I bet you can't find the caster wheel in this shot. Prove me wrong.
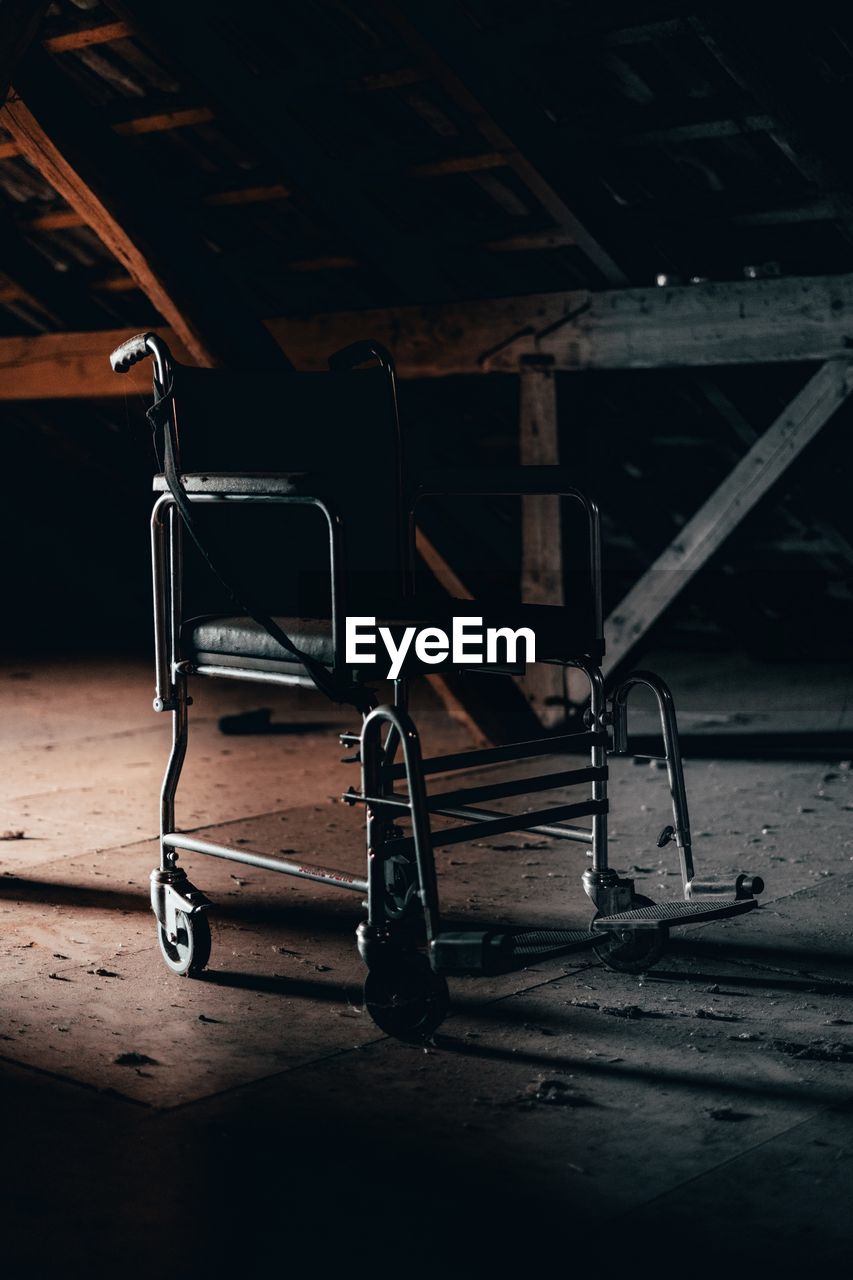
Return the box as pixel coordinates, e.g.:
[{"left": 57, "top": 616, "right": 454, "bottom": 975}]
[
  {"left": 158, "top": 909, "right": 212, "bottom": 976},
  {"left": 591, "top": 895, "right": 668, "bottom": 974},
  {"left": 364, "top": 952, "right": 449, "bottom": 1042}
]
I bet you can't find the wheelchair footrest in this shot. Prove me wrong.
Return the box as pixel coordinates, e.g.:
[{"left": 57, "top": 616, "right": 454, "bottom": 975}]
[
  {"left": 431, "top": 926, "right": 600, "bottom": 976},
  {"left": 593, "top": 896, "right": 758, "bottom": 931}
]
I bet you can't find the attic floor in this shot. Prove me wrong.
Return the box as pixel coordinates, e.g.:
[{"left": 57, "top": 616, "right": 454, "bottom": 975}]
[{"left": 1, "top": 652, "right": 852, "bottom": 1277}]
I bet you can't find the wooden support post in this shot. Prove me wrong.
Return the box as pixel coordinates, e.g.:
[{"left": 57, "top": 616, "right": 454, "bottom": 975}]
[
  {"left": 603, "top": 360, "right": 853, "bottom": 677},
  {"left": 517, "top": 359, "right": 568, "bottom": 725}
]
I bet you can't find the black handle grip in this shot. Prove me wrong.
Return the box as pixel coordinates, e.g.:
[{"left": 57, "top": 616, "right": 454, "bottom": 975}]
[
  {"left": 328, "top": 339, "right": 394, "bottom": 373},
  {"left": 110, "top": 332, "right": 155, "bottom": 374}
]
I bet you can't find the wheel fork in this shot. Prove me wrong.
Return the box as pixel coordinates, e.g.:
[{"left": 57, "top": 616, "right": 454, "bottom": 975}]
[{"left": 150, "top": 866, "right": 211, "bottom": 944}]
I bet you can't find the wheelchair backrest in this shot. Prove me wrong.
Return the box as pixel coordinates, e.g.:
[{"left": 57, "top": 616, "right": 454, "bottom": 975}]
[{"left": 167, "top": 362, "right": 405, "bottom": 618}]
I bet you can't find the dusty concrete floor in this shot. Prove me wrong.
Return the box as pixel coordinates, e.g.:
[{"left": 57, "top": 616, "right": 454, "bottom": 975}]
[{"left": 1, "top": 652, "right": 853, "bottom": 1277}]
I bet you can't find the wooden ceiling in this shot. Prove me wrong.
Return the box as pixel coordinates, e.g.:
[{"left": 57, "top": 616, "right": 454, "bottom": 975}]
[
  {"left": 1, "top": 1, "right": 851, "bottom": 686},
  {"left": 4, "top": 1, "right": 853, "bottom": 349}
]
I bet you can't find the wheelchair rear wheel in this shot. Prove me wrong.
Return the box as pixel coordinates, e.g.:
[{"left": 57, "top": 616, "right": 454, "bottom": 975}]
[
  {"left": 158, "top": 909, "right": 212, "bottom": 977},
  {"left": 591, "top": 895, "right": 668, "bottom": 974},
  {"left": 364, "top": 952, "right": 449, "bottom": 1042}
]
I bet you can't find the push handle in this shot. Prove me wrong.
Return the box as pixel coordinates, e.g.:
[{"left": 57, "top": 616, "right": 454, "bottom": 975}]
[
  {"left": 328, "top": 338, "right": 395, "bottom": 373},
  {"left": 110, "top": 331, "right": 155, "bottom": 373}
]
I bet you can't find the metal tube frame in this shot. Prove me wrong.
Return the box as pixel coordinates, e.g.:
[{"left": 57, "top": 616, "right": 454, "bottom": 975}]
[
  {"left": 152, "top": 487, "right": 347, "bottom": 877},
  {"left": 360, "top": 703, "right": 441, "bottom": 944},
  {"left": 610, "top": 670, "right": 694, "bottom": 893}
]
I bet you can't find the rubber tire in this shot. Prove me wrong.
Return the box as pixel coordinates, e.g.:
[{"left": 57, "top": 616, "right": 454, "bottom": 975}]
[
  {"left": 591, "top": 894, "right": 668, "bottom": 974},
  {"left": 364, "top": 952, "right": 449, "bottom": 1042},
  {"left": 158, "top": 909, "right": 212, "bottom": 977}
]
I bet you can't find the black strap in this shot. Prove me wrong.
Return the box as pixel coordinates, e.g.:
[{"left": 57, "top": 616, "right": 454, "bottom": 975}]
[{"left": 147, "top": 378, "right": 375, "bottom": 713}]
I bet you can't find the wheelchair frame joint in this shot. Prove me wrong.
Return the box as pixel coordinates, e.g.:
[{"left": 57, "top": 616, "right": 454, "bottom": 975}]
[
  {"left": 583, "top": 868, "right": 636, "bottom": 915},
  {"left": 150, "top": 867, "right": 211, "bottom": 943}
]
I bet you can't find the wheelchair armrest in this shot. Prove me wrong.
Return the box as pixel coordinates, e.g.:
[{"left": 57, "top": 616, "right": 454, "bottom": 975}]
[
  {"left": 152, "top": 472, "right": 313, "bottom": 496},
  {"left": 410, "top": 466, "right": 603, "bottom": 643},
  {"left": 327, "top": 339, "right": 395, "bottom": 374}
]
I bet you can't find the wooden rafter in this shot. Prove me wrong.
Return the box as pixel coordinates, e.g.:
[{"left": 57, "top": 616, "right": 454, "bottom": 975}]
[
  {"left": 24, "top": 183, "right": 292, "bottom": 232},
  {"left": 602, "top": 361, "right": 853, "bottom": 677},
  {"left": 0, "top": 104, "right": 215, "bottom": 158},
  {"left": 2, "top": 45, "right": 288, "bottom": 370},
  {"left": 43, "top": 20, "right": 134, "bottom": 53}
]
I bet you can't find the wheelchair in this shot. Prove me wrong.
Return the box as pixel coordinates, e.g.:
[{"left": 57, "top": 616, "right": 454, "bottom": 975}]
[{"left": 111, "top": 331, "right": 765, "bottom": 1042}]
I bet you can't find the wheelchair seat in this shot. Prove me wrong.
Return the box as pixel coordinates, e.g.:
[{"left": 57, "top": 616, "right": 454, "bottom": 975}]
[{"left": 184, "top": 598, "right": 603, "bottom": 680}]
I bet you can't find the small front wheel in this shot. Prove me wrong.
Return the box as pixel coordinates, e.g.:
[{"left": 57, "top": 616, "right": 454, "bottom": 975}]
[
  {"left": 364, "top": 952, "right": 449, "bottom": 1042},
  {"left": 158, "top": 909, "right": 212, "bottom": 976},
  {"left": 591, "top": 894, "right": 668, "bottom": 974}
]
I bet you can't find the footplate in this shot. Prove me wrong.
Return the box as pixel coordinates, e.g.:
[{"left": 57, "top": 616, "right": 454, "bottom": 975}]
[{"left": 593, "top": 896, "right": 758, "bottom": 932}]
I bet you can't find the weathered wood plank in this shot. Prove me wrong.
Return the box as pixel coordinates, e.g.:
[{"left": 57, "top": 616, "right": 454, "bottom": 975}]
[
  {"left": 6, "top": 273, "right": 853, "bottom": 398},
  {"left": 3, "top": 47, "right": 288, "bottom": 370},
  {"left": 603, "top": 360, "right": 853, "bottom": 676},
  {"left": 0, "top": 104, "right": 215, "bottom": 159},
  {"left": 43, "top": 20, "right": 133, "bottom": 52}
]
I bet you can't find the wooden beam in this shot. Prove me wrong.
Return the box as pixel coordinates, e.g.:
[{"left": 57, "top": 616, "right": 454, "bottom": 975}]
[
  {"left": 2, "top": 46, "right": 288, "bottom": 370},
  {"left": 412, "top": 529, "right": 542, "bottom": 745},
  {"left": 7, "top": 272, "right": 853, "bottom": 398},
  {"left": 621, "top": 114, "right": 775, "bottom": 147},
  {"left": 345, "top": 66, "right": 428, "bottom": 93},
  {"left": 95, "top": 252, "right": 361, "bottom": 290},
  {"left": 25, "top": 183, "right": 292, "bottom": 232},
  {"left": 415, "top": 529, "right": 471, "bottom": 599},
  {"left": 483, "top": 229, "right": 575, "bottom": 253},
  {"left": 112, "top": 106, "right": 214, "bottom": 136},
  {"left": 0, "top": 1, "right": 49, "bottom": 104},
  {"left": 602, "top": 360, "right": 853, "bottom": 677},
  {"left": 695, "top": 375, "right": 853, "bottom": 574},
  {"left": 43, "top": 21, "right": 134, "bottom": 52},
  {"left": 411, "top": 151, "right": 507, "bottom": 178},
  {"left": 517, "top": 359, "right": 566, "bottom": 727},
  {"left": 0, "top": 104, "right": 215, "bottom": 159}
]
